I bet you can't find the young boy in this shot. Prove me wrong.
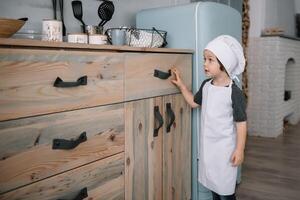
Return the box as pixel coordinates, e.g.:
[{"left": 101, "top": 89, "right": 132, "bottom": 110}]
[{"left": 171, "top": 35, "right": 247, "bottom": 200}]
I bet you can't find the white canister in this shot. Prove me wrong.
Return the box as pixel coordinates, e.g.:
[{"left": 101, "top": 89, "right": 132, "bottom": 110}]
[
  {"left": 67, "top": 33, "right": 88, "bottom": 44},
  {"left": 42, "top": 19, "right": 62, "bottom": 42},
  {"left": 89, "top": 34, "right": 107, "bottom": 45}
]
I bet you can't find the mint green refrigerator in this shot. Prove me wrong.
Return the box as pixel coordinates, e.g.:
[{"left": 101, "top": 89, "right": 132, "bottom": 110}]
[{"left": 136, "top": 2, "right": 242, "bottom": 199}]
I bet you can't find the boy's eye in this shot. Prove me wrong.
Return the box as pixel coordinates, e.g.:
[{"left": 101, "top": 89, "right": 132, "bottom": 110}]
[{"left": 204, "top": 57, "right": 214, "bottom": 62}]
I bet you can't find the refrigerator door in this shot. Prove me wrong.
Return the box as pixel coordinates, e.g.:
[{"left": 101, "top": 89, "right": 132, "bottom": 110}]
[
  {"left": 137, "top": 2, "right": 242, "bottom": 200},
  {"left": 137, "top": 3, "right": 198, "bottom": 49}
]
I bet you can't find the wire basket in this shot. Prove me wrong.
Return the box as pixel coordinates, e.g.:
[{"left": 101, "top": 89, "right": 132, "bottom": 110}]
[{"left": 106, "top": 27, "right": 167, "bottom": 48}]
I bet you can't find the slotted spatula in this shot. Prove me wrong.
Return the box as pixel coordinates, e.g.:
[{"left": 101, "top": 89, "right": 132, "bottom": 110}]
[
  {"left": 98, "top": 0, "right": 114, "bottom": 27},
  {"left": 72, "top": 0, "right": 86, "bottom": 33}
]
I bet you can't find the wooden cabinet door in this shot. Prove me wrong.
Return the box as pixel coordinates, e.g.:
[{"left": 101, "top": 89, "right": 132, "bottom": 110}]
[
  {"left": 125, "top": 94, "right": 191, "bottom": 200},
  {"left": 162, "top": 94, "right": 191, "bottom": 200},
  {"left": 125, "top": 97, "right": 163, "bottom": 200}
]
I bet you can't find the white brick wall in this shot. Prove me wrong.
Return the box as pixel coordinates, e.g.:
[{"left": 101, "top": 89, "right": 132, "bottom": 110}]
[{"left": 247, "top": 37, "right": 300, "bottom": 137}]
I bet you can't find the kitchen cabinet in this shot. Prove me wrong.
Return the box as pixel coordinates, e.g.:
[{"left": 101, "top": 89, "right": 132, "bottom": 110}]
[
  {"left": 125, "top": 94, "right": 191, "bottom": 200},
  {"left": 0, "top": 38, "right": 192, "bottom": 200}
]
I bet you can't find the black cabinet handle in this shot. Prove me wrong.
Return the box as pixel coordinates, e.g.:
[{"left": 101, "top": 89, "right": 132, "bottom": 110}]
[
  {"left": 53, "top": 76, "right": 87, "bottom": 88},
  {"left": 154, "top": 106, "right": 164, "bottom": 137},
  {"left": 72, "top": 187, "right": 88, "bottom": 200},
  {"left": 166, "top": 103, "right": 175, "bottom": 133},
  {"left": 57, "top": 187, "right": 88, "bottom": 200},
  {"left": 52, "top": 132, "right": 87, "bottom": 150},
  {"left": 153, "top": 69, "right": 171, "bottom": 79}
]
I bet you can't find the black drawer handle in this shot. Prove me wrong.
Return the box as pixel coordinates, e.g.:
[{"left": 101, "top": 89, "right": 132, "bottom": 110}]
[
  {"left": 52, "top": 132, "right": 87, "bottom": 150},
  {"left": 57, "top": 187, "right": 88, "bottom": 200},
  {"left": 53, "top": 76, "right": 87, "bottom": 88},
  {"left": 72, "top": 187, "right": 88, "bottom": 200},
  {"left": 154, "top": 106, "right": 164, "bottom": 137},
  {"left": 166, "top": 103, "right": 175, "bottom": 133},
  {"left": 153, "top": 69, "right": 171, "bottom": 79}
]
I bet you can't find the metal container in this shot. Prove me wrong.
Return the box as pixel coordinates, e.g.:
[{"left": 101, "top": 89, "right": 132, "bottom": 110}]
[{"left": 82, "top": 25, "right": 103, "bottom": 35}]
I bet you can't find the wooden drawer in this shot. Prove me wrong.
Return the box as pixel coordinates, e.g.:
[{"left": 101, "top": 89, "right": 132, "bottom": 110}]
[
  {"left": 0, "top": 48, "right": 124, "bottom": 121},
  {"left": 0, "top": 153, "right": 124, "bottom": 200},
  {"left": 0, "top": 103, "right": 124, "bottom": 193},
  {"left": 124, "top": 53, "right": 192, "bottom": 101}
]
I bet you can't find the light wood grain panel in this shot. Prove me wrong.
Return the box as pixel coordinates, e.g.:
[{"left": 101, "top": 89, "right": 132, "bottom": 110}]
[
  {"left": 87, "top": 174, "right": 124, "bottom": 200},
  {"left": 0, "top": 48, "right": 124, "bottom": 121},
  {"left": 124, "top": 53, "right": 192, "bottom": 101},
  {"left": 162, "top": 94, "right": 191, "bottom": 200},
  {"left": 125, "top": 97, "right": 163, "bottom": 200},
  {"left": 0, "top": 103, "right": 124, "bottom": 193},
  {"left": 0, "top": 153, "right": 124, "bottom": 200}
]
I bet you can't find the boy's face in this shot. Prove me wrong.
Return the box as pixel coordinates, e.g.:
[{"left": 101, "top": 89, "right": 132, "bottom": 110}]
[{"left": 203, "top": 50, "right": 224, "bottom": 78}]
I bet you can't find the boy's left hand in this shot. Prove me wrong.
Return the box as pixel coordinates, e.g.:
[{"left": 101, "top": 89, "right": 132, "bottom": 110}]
[{"left": 231, "top": 149, "right": 244, "bottom": 166}]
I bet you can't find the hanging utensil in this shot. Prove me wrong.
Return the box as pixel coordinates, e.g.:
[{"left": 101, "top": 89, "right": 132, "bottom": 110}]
[
  {"left": 101, "top": 1, "right": 114, "bottom": 26},
  {"left": 97, "top": 0, "right": 114, "bottom": 27},
  {"left": 97, "top": 3, "right": 108, "bottom": 27},
  {"left": 72, "top": 0, "right": 86, "bottom": 33},
  {"left": 52, "top": 0, "right": 57, "bottom": 20},
  {"left": 59, "top": 0, "right": 66, "bottom": 36}
]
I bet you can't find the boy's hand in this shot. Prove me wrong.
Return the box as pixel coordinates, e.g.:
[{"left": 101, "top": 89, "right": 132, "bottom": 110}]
[
  {"left": 231, "top": 149, "right": 244, "bottom": 166},
  {"left": 170, "top": 67, "right": 184, "bottom": 89}
]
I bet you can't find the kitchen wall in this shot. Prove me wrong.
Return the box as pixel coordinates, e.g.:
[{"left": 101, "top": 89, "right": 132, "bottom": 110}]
[
  {"left": 249, "top": 0, "right": 297, "bottom": 37},
  {"left": 2, "top": 0, "right": 298, "bottom": 38},
  {"left": 0, "top": 0, "right": 190, "bottom": 34},
  {"left": 265, "top": 0, "right": 295, "bottom": 36},
  {"left": 296, "top": 0, "right": 300, "bottom": 13}
]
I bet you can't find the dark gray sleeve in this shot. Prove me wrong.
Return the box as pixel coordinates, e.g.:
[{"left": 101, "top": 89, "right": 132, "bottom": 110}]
[
  {"left": 194, "top": 78, "right": 211, "bottom": 106},
  {"left": 232, "top": 84, "right": 247, "bottom": 122}
]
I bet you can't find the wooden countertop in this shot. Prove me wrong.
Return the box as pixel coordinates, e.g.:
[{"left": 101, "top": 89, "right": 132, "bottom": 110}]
[{"left": 0, "top": 38, "right": 194, "bottom": 54}]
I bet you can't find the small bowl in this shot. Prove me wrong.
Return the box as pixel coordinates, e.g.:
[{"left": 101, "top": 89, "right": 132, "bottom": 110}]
[
  {"left": 12, "top": 30, "right": 43, "bottom": 40},
  {"left": 0, "top": 18, "right": 26, "bottom": 38}
]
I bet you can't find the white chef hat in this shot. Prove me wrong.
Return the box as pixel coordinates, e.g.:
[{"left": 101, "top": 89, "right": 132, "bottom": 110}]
[{"left": 204, "top": 35, "right": 245, "bottom": 80}]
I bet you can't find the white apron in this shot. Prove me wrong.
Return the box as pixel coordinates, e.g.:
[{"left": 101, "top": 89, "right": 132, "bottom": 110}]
[{"left": 198, "top": 80, "right": 237, "bottom": 195}]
